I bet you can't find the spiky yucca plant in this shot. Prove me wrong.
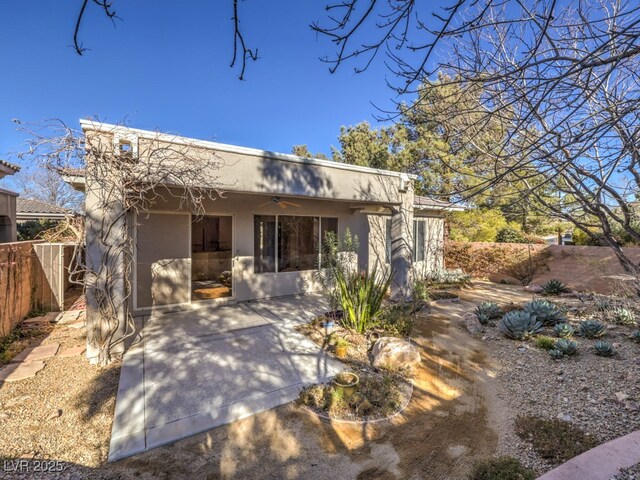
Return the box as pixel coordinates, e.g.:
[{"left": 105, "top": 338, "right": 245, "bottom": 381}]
[
  {"left": 541, "top": 279, "right": 570, "bottom": 296},
  {"left": 499, "top": 311, "right": 544, "bottom": 340},
  {"left": 474, "top": 302, "right": 503, "bottom": 324},
  {"left": 524, "top": 300, "right": 567, "bottom": 326},
  {"left": 334, "top": 264, "right": 392, "bottom": 334},
  {"left": 555, "top": 339, "right": 578, "bottom": 356},
  {"left": 578, "top": 319, "right": 606, "bottom": 338},
  {"left": 554, "top": 323, "right": 575, "bottom": 338},
  {"left": 594, "top": 341, "right": 614, "bottom": 357},
  {"left": 612, "top": 307, "right": 636, "bottom": 326}
]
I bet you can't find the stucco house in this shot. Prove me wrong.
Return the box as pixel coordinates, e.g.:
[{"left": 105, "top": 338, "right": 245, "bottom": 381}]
[
  {"left": 0, "top": 160, "right": 20, "bottom": 243},
  {"left": 66, "top": 121, "right": 460, "bottom": 361}
]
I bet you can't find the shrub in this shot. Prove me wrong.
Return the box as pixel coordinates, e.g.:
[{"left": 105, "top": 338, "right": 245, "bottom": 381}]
[
  {"left": 515, "top": 416, "right": 597, "bottom": 463},
  {"left": 554, "top": 323, "right": 575, "bottom": 338},
  {"left": 412, "top": 279, "right": 430, "bottom": 301},
  {"left": 578, "top": 320, "right": 606, "bottom": 338},
  {"left": 496, "top": 226, "right": 526, "bottom": 243},
  {"left": 499, "top": 311, "right": 544, "bottom": 340},
  {"left": 535, "top": 335, "right": 557, "bottom": 350},
  {"left": 377, "top": 304, "right": 415, "bottom": 337},
  {"left": 468, "top": 456, "right": 535, "bottom": 480},
  {"left": 612, "top": 307, "right": 636, "bottom": 326},
  {"left": 424, "top": 268, "right": 471, "bottom": 285},
  {"left": 504, "top": 247, "right": 550, "bottom": 286},
  {"left": 524, "top": 300, "right": 567, "bottom": 326},
  {"left": 475, "top": 302, "right": 504, "bottom": 324},
  {"left": 594, "top": 341, "right": 614, "bottom": 357},
  {"left": 555, "top": 339, "right": 578, "bottom": 356},
  {"left": 541, "top": 279, "right": 570, "bottom": 295}
]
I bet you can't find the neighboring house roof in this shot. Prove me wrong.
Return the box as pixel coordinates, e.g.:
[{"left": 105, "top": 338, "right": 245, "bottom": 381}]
[
  {"left": 16, "top": 198, "right": 69, "bottom": 221},
  {"left": 414, "top": 195, "right": 464, "bottom": 212},
  {"left": 0, "top": 159, "right": 20, "bottom": 179}
]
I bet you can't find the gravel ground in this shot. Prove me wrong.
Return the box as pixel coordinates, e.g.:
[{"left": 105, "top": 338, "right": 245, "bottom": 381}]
[
  {"left": 0, "top": 316, "right": 121, "bottom": 478},
  {"left": 481, "top": 296, "right": 640, "bottom": 473},
  {"left": 612, "top": 463, "right": 640, "bottom": 480}
]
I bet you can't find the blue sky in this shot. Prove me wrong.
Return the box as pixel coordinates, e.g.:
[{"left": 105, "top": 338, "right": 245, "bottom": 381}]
[{"left": 0, "top": 0, "right": 404, "bottom": 180}]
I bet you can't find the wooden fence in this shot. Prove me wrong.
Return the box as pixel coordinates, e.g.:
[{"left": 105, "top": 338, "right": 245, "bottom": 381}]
[{"left": 0, "top": 241, "right": 80, "bottom": 336}]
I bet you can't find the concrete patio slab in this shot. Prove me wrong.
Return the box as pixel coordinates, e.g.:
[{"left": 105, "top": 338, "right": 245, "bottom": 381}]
[
  {"left": 0, "top": 361, "right": 46, "bottom": 382},
  {"left": 108, "top": 294, "right": 342, "bottom": 462},
  {"left": 10, "top": 343, "right": 59, "bottom": 363}
]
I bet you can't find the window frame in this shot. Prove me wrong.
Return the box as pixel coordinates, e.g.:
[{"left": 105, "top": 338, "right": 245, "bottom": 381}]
[{"left": 253, "top": 214, "right": 339, "bottom": 274}]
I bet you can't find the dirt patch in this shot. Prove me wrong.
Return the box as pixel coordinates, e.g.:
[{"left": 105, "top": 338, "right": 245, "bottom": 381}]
[{"left": 0, "top": 317, "right": 120, "bottom": 475}]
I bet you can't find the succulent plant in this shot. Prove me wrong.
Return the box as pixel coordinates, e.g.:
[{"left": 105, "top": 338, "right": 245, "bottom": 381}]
[
  {"left": 549, "top": 349, "right": 565, "bottom": 360},
  {"left": 632, "top": 330, "right": 640, "bottom": 343},
  {"left": 541, "top": 279, "right": 570, "bottom": 296},
  {"left": 578, "top": 319, "right": 606, "bottom": 338},
  {"left": 524, "top": 300, "right": 567, "bottom": 326},
  {"left": 594, "top": 340, "right": 614, "bottom": 357},
  {"left": 474, "top": 302, "right": 504, "bottom": 324},
  {"left": 499, "top": 311, "right": 544, "bottom": 340},
  {"left": 554, "top": 322, "right": 575, "bottom": 338},
  {"left": 555, "top": 339, "right": 578, "bottom": 356},
  {"left": 612, "top": 307, "right": 636, "bottom": 326}
]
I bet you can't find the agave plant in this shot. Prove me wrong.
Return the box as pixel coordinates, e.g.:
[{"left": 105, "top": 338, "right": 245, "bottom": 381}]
[
  {"left": 612, "top": 307, "right": 636, "bottom": 326},
  {"left": 594, "top": 341, "right": 614, "bottom": 357},
  {"left": 499, "top": 311, "right": 544, "bottom": 340},
  {"left": 554, "top": 322, "right": 575, "bottom": 338},
  {"left": 549, "top": 349, "right": 565, "bottom": 360},
  {"left": 541, "top": 279, "right": 570, "bottom": 296},
  {"left": 474, "top": 302, "right": 504, "bottom": 324},
  {"left": 524, "top": 300, "right": 567, "bottom": 326},
  {"left": 632, "top": 330, "right": 640, "bottom": 343},
  {"left": 578, "top": 319, "right": 606, "bottom": 338},
  {"left": 555, "top": 339, "right": 578, "bottom": 356}
]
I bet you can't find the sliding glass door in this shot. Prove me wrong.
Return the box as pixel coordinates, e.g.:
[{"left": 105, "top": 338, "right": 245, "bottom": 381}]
[{"left": 191, "top": 215, "right": 233, "bottom": 301}]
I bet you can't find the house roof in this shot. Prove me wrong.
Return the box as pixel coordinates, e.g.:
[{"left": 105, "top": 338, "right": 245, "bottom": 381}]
[
  {"left": 16, "top": 198, "right": 69, "bottom": 219},
  {"left": 0, "top": 159, "right": 20, "bottom": 179},
  {"left": 79, "top": 120, "right": 419, "bottom": 181}
]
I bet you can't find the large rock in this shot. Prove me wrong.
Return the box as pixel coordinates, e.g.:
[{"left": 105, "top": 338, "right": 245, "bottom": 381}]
[
  {"left": 371, "top": 337, "right": 421, "bottom": 370},
  {"left": 464, "top": 312, "right": 483, "bottom": 335}
]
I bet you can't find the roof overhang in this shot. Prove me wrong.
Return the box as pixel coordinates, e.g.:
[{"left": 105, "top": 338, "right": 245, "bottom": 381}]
[{"left": 79, "top": 119, "right": 420, "bottom": 182}]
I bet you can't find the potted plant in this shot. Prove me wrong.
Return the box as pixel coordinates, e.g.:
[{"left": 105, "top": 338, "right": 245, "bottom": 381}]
[
  {"left": 334, "top": 337, "right": 350, "bottom": 359},
  {"left": 332, "top": 372, "right": 359, "bottom": 399}
]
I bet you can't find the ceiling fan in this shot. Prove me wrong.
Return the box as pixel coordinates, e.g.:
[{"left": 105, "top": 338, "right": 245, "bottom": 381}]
[{"left": 258, "top": 196, "right": 301, "bottom": 209}]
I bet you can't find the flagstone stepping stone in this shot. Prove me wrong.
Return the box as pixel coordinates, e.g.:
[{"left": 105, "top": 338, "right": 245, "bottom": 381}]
[
  {"left": 59, "top": 346, "right": 85, "bottom": 357},
  {"left": 10, "top": 344, "right": 59, "bottom": 363},
  {"left": 0, "top": 361, "right": 46, "bottom": 382}
]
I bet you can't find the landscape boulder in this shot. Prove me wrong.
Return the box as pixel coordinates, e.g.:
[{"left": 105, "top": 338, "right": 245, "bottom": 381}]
[
  {"left": 371, "top": 337, "right": 421, "bottom": 370},
  {"left": 463, "top": 312, "right": 483, "bottom": 335}
]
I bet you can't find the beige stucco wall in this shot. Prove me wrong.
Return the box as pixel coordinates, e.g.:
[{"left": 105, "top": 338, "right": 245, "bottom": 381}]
[
  {"left": 131, "top": 192, "right": 447, "bottom": 312},
  {"left": 131, "top": 192, "right": 376, "bottom": 312}
]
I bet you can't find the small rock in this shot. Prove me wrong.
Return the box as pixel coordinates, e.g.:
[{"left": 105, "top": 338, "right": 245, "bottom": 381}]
[
  {"left": 525, "top": 285, "right": 544, "bottom": 293},
  {"left": 615, "top": 392, "right": 630, "bottom": 403},
  {"left": 46, "top": 409, "right": 62, "bottom": 420},
  {"left": 625, "top": 400, "right": 639, "bottom": 411},
  {"left": 557, "top": 413, "right": 572, "bottom": 422},
  {"left": 463, "top": 313, "right": 482, "bottom": 335}
]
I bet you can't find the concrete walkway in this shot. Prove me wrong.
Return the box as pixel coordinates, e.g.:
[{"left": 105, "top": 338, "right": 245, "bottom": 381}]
[
  {"left": 537, "top": 430, "right": 640, "bottom": 480},
  {"left": 108, "top": 295, "right": 343, "bottom": 462}
]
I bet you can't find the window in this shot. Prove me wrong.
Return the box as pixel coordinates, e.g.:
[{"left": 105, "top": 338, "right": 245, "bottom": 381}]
[
  {"left": 413, "top": 219, "right": 426, "bottom": 262},
  {"left": 254, "top": 215, "right": 338, "bottom": 273},
  {"left": 254, "top": 215, "right": 276, "bottom": 273},
  {"left": 385, "top": 219, "right": 392, "bottom": 264}
]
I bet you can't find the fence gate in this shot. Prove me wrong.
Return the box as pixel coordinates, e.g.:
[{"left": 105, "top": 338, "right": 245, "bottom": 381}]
[{"left": 33, "top": 243, "right": 79, "bottom": 312}]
